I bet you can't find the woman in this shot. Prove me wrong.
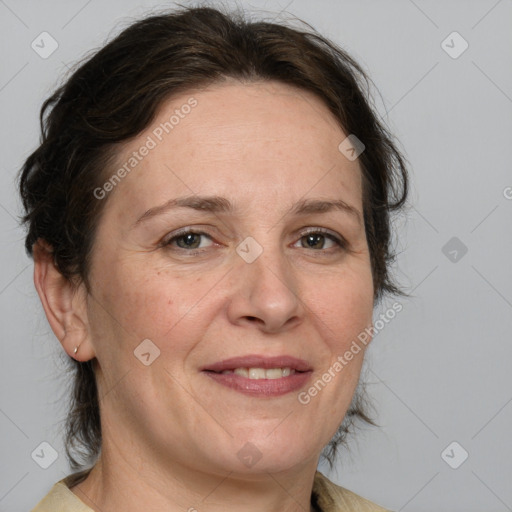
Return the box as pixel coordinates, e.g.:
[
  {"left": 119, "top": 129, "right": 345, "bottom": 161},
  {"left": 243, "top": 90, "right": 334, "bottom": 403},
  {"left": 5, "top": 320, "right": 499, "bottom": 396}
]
[{"left": 19, "top": 6, "right": 407, "bottom": 511}]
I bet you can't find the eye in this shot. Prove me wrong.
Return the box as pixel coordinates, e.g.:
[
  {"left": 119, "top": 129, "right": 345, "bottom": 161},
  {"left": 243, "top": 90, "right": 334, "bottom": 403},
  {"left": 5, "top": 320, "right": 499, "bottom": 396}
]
[
  {"left": 294, "top": 229, "right": 346, "bottom": 251},
  {"left": 163, "top": 230, "right": 214, "bottom": 250}
]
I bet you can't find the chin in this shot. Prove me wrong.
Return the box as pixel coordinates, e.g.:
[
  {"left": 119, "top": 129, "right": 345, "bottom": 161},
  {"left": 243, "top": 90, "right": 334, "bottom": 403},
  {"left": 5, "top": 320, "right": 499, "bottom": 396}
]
[{"left": 220, "top": 427, "right": 322, "bottom": 475}]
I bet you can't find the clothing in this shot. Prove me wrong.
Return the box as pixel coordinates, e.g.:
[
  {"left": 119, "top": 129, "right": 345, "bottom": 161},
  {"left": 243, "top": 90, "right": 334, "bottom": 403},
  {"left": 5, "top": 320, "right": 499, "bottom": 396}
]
[
  {"left": 312, "top": 472, "right": 391, "bottom": 511},
  {"left": 32, "top": 470, "right": 391, "bottom": 511}
]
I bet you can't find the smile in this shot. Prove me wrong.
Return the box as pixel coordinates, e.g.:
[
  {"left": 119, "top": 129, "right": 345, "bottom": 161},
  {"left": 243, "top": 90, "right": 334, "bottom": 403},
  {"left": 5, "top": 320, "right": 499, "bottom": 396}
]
[
  {"left": 202, "top": 355, "right": 312, "bottom": 396},
  {"left": 218, "top": 367, "right": 295, "bottom": 379}
]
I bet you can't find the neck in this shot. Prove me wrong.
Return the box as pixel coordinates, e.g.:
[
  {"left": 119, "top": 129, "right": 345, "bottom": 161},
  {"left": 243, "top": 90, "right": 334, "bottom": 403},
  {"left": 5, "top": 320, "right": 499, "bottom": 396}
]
[{"left": 71, "top": 437, "right": 320, "bottom": 512}]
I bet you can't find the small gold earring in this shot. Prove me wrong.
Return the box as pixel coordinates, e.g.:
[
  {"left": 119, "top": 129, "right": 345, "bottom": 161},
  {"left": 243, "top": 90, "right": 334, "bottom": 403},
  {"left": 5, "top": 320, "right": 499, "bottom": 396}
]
[{"left": 73, "top": 345, "right": 79, "bottom": 355}]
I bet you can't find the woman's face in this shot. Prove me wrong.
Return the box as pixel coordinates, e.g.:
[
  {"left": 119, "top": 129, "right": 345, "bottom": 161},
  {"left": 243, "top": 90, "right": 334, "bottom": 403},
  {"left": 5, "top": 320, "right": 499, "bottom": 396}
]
[{"left": 85, "top": 80, "right": 374, "bottom": 476}]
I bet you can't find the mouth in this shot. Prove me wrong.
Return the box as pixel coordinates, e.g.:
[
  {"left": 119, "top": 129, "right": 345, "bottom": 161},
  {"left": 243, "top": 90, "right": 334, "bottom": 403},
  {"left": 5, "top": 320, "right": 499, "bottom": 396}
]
[
  {"left": 215, "top": 367, "right": 296, "bottom": 379},
  {"left": 201, "top": 355, "right": 313, "bottom": 397}
]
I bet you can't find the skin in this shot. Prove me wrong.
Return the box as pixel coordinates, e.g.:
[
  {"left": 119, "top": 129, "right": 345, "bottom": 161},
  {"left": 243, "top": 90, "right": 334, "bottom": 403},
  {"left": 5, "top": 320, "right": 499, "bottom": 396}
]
[{"left": 33, "top": 80, "right": 375, "bottom": 512}]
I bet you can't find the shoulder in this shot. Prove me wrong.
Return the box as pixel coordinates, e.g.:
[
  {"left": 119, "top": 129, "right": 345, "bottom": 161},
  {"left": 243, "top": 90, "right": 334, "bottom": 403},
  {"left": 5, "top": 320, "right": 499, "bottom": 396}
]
[
  {"left": 313, "top": 471, "right": 393, "bottom": 512},
  {"left": 31, "top": 480, "right": 93, "bottom": 512}
]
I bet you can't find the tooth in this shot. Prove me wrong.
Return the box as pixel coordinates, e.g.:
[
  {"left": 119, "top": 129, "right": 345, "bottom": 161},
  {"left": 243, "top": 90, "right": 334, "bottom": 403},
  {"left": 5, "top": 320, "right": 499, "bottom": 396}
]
[
  {"left": 248, "top": 368, "right": 266, "bottom": 379},
  {"left": 229, "top": 367, "right": 296, "bottom": 379},
  {"left": 221, "top": 370, "right": 232, "bottom": 375},
  {"left": 234, "top": 368, "right": 249, "bottom": 377}
]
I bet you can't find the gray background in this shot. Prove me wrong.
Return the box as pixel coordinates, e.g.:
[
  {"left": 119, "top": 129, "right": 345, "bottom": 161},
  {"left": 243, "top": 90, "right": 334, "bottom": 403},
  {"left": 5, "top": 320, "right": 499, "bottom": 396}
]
[{"left": 1, "top": 0, "right": 511, "bottom": 510}]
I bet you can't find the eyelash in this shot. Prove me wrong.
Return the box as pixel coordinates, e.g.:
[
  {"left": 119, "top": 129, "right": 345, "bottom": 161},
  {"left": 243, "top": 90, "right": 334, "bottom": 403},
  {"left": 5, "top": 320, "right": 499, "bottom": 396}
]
[{"left": 161, "top": 227, "right": 347, "bottom": 254}]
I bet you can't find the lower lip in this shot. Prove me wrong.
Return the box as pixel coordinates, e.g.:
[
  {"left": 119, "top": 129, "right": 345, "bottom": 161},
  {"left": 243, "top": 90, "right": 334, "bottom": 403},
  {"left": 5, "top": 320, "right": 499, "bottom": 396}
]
[{"left": 203, "top": 371, "right": 312, "bottom": 397}]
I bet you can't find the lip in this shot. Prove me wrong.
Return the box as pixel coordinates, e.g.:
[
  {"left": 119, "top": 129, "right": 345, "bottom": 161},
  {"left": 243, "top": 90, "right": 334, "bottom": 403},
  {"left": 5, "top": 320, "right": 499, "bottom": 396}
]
[
  {"left": 201, "top": 355, "right": 312, "bottom": 373},
  {"left": 201, "top": 355, "right": 313, "bottom": 397}
]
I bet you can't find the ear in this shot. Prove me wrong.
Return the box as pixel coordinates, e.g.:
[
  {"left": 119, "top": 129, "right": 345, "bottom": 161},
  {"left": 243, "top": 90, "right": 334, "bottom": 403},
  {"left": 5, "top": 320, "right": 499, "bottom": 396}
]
[{"left": 32, "top": 239, "right": 96, "bottom": 362}]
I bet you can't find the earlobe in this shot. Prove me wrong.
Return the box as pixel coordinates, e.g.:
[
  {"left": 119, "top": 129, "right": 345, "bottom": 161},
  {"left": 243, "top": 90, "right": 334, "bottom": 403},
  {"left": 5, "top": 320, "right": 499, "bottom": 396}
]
[{"left": 32, "top": 239, "right": 96, "bottom": 362}]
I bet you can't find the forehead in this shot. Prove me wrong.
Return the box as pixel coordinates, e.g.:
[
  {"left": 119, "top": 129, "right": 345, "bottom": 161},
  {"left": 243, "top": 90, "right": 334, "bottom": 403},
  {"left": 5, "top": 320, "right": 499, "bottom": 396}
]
[
  {"left": 157, "top": 80, "right": 346, "bottom": 162},
  {"left": 105, "top": 80, "right": 363, "bottom": 217}
]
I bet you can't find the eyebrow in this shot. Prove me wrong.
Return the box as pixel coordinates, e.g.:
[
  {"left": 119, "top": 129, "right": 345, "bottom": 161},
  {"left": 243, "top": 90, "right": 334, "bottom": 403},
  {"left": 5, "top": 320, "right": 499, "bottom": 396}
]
[
  {"left": 133, "top": 195, "right": 362, "bottom": 227},
  {"left": 290, "top": 198, "right": 362, "bottom": 224}
]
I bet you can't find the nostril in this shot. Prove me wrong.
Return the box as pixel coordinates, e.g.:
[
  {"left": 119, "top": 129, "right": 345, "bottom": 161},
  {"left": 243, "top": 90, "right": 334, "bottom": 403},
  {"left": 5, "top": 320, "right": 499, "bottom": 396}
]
[{"left": 244, "top": 316, "right": 267, "bottom": 326}]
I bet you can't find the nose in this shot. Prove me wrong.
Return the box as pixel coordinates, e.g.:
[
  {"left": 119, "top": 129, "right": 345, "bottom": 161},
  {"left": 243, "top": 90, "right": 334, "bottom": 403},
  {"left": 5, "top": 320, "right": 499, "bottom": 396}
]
[{"left": 226, "top": 246, "right": 303, "bottom": 334}]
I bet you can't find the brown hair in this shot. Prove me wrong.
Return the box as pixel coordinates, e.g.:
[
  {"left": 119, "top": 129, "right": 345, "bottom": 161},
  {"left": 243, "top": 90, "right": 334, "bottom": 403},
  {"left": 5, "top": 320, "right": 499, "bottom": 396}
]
[{"left": 18, "top": 5, "right": 408, "bottom": 474}]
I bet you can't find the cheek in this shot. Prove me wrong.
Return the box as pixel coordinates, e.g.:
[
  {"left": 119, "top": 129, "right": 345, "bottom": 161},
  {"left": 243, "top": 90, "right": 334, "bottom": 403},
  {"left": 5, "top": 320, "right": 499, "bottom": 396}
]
[
  {"left": 91, "top": 262, "right": 219, "bottom": 355},
  {"left": 308, "top": 264, "right": 374, "bottom": 349}
]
